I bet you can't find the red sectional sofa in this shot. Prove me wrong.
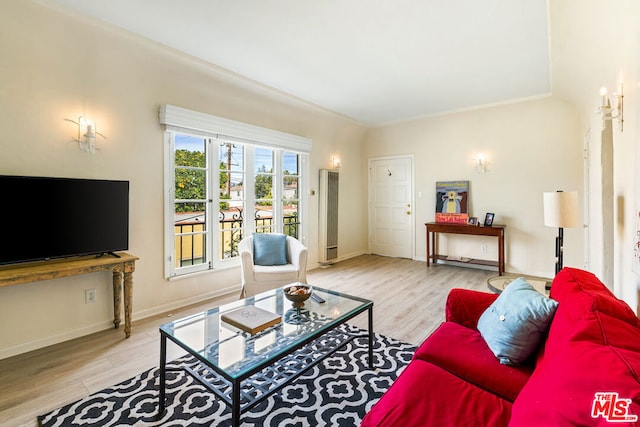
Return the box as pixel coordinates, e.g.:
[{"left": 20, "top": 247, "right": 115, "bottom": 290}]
[{"left": 361, "top": 268, "right": 640, "bottom": 426}]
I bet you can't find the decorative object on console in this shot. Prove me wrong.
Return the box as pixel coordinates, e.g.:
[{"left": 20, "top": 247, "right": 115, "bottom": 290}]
[
  {"left": 543, "top": 191, "right": 579, "bottom": 280},
  {"left": 597, "top": 84, "right": 624, "bottom": 132},
  {"left": 468, "top": 216, "right": 479, "bottom": 226},
  {"left": 435, "top": 181, "right": 469, "bottom": 224},
  {"left": 65, "top": 116, "right": 106, "bottom": 154},
  {"left": 484, "top": 213, "right": 495, "bottom": 227}
]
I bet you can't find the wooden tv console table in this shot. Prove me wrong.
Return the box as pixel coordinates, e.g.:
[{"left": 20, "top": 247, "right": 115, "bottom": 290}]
[
  {"left": 0, "top": 252, "right": 138, "bottom": 337},
  {"left": 425, "top": 222, "right": 505, "bottom": 275}
]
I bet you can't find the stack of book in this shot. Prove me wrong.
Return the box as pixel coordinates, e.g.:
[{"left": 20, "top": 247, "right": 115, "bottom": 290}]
[{"left": 221, "top": 306, "right": 282, "bottom": 334}]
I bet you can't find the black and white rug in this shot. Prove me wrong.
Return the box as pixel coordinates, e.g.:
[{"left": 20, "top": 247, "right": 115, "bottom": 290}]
[{"left": 38, "top": 325, "right": 416, "bottom": 426}]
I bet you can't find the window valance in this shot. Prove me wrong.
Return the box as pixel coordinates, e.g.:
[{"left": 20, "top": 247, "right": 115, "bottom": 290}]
[{"left": 159, "top": 104, "right": 312, "bottom": 154}]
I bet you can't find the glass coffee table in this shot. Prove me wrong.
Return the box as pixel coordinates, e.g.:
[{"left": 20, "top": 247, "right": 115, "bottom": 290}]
[
  {"left": 487, "top": 274, "right": 551, "bottom": 295},
  {"left": 157, "top": 286, "right": 374, "bottom": 427}
]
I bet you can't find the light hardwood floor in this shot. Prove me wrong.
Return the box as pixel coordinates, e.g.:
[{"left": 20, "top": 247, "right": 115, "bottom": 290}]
[{"left": 0, "top": 255, "right": 495, "bottom": 427}]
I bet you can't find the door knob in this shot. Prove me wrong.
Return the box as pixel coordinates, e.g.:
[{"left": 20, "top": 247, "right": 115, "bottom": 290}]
[{"left": 406, "top": 211, "right": 411, "bottom": 215}]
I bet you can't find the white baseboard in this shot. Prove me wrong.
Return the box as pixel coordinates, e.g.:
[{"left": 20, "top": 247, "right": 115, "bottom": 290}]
[
  {"left": 0, "top": 284, "right": 241, "bottom": 361},
  {"left": 307, "top": 250, "right": 365, "bottom": 271},
  {"left": 0, "top": 320, "right": 115, "bottom": 361},
  {"left": 133, "top": 285, "right": 240, "bottom": 320}
]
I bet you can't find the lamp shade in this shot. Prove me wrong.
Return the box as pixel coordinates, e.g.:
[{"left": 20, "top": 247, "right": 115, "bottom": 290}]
[{"left": 543, "top": 191, "right": 579, "bottom": 228}]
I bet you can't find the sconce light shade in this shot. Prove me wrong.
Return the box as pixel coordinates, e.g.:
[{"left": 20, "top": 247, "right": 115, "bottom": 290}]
[
  {"left": 476, "top": 153, "right": 487, "bottom": 174},
  {"left": 597, "top": 83, "right": 624, "bottom": 132},
  {"left": 65, "top": 116, "right": 106, "bottom": 154},
  {"left": 332, "top": 156, "right": 340, "bottom": 170},
  {"left": 543, "top": 191, "right": 579, "bottom": 228}
]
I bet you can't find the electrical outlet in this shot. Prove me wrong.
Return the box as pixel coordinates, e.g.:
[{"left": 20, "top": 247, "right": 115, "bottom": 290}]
[
  {"left": 85, "top": 289, "right": 97, "bottom": 304},
  {"left": 481, "top": 245, "right": 488, "bottom": 254}
]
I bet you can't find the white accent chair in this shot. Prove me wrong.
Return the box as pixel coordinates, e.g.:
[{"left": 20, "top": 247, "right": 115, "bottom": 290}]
[{"left": 239, "top": 235, "right": 308, "bottom": 298}]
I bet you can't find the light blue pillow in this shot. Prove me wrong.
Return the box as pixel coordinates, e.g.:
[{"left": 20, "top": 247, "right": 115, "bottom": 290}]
[
  {"left": 477, "top": 277, "right": 559, "bottom": 365},
  {"left": 253, "top": 233, "right": 288, "bottom": 266}
]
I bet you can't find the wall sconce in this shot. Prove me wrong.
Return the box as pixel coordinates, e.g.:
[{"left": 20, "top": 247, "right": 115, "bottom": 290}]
[
  {"left": 597, "top": 84, "right": 624, "bottom": 132},
  {"left": 474, "top": 153, "right": 488, "bottom": 174},
  {"left": 65, "top": 116, "right": 106, "bottom": 154},
  {"left": 332, "top": 156, "right": 340, "bottom": 171}
]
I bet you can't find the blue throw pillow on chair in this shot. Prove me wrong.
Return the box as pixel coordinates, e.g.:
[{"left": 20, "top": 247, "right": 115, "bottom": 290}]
[{"left": 253, "top": 233, "right": 288, "bottom": 266}]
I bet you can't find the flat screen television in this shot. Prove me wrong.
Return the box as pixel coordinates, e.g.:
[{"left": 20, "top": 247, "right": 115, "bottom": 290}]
[{"left": 0, "top": 175, "right": 129, "bottom": 265}]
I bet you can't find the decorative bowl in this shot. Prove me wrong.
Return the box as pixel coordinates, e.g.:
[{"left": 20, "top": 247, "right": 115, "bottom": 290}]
[{"left": 283, "top": 284, "right": 312, "bottom": 307}]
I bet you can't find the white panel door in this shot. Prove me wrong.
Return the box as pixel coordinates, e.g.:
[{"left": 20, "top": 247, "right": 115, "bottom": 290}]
[{"left": 368, "top": 156, "right": 414, "bottom": 258}]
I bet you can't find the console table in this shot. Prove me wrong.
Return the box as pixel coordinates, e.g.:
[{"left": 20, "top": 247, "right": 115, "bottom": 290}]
[
  {"left": 0, "top": 252, "right": 138, "bottom": 337},
  {"left": 425, "top": 223, "right": 505, "bottom": 275}
]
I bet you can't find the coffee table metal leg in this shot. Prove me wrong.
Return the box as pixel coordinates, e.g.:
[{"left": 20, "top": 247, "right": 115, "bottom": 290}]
[
  {"left": 232, "top": 379, "right": 241, "bottom": 427},
  {"left": 157, "top": 335, "right": 167, "bottom": 419},
  {"left": 368, "top": 305, "right": 374, "bottom": 369}
]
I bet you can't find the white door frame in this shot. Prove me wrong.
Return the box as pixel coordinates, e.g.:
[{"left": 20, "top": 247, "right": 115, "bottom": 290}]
[{"left": 367, "top": 155, "right": 415, "bottom": 259}]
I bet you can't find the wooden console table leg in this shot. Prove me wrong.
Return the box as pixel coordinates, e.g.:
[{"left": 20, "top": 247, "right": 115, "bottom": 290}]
[
  {"left": 426, "top": 229, "right": 431, "bottom": 266},
  {"left": 431, "top": 232, "right": 437, "bottom": 265},
  {"left": 123, "top": 270, "right": 133, "bottom": 338},
  {"left": 498, "top": 232, "right": 505, "bottom": 276},
  {"left": 112, "top": 271, "right": 123, "bottom": 329}
]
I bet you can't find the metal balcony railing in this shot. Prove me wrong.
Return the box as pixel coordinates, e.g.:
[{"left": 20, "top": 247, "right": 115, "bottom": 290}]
[{"left": 174, "top": 208, "right": 299, "bottom": 267}]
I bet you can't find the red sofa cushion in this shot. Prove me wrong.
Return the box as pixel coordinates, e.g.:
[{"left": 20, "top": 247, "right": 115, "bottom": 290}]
[
  {"left": 510, "top": 327, "right": 640, "bottom": 425},
  {"left": 550, "top": 268, "right": 639, "bottom": 328},
  {"left": 510, "top": 269, "right": 640, "bottom": 426},
  {"left": 361, "top": 359, "right": 513, "bottom": 427},
  {"left": 414, "top": 322, "right": 533, "bottom": 402},
  {"left": 445, "top": 288, "right": 499, "bottom": 330}
]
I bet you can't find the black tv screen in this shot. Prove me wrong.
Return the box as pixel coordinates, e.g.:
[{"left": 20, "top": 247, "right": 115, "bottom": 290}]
[{"left": 0, "top": 176, "right": 129, "bottom": 265}]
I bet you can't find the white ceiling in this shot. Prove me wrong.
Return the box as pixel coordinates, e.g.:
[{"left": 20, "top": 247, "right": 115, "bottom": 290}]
[{"left": 49, "top": 0, "right": 551, "bottom": 125}]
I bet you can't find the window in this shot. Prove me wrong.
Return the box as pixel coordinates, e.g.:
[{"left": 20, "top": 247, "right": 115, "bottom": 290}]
[
  {"left": 161, "top": 105, "right": 311, "bottom": 278},
  {"left": 218, "top": 141, "right": 244, "bottom": 261},
  {"left": 283, "top": 152, "right": 301, "bottom": 237},
  {"left": 173, "top": 134, "right": 209, "bottom": 271}
]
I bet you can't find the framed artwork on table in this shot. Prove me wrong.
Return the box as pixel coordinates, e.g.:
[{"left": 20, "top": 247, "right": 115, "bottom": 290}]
[
  {"left": 468, "top": 217, "right": 478, "bottom": 226},
  {"left": 484, "top": 213, "right": 495, "bottom": 227},
  {"left": 435, "top": 180, "right": 469, "bottom": 224}
]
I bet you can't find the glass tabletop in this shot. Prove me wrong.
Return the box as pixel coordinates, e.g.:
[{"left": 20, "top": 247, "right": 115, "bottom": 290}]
[
  {"left": 487, "top": 275, "right": 551, "bottom": 295},
  {"left": 159, "top": 286, "right": 372, "bottom": 380}
]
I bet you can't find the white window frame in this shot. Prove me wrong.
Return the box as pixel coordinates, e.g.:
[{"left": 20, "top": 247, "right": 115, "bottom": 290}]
[{"left": 160, "top": 105, "right": 311, "bottom": 279}]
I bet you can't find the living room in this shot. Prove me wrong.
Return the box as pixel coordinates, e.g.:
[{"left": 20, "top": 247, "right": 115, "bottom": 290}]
[{"left": 1, "top": 0, "right": 639, "bottom": 425}]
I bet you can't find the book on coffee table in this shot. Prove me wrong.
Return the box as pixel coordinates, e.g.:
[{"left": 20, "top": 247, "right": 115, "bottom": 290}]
[{"left": 221, "top": 306, "right": 282, "bottom": 334}]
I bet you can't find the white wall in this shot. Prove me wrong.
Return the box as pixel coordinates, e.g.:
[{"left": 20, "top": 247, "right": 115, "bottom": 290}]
[
  {"left": 549, "top": 0, "right": 640, "bottom": 308},
  {"left": 365, "top": 98, "right": 584, "bottom": 277},
  {"left": 0, "top": 0, "right": 367, "bottom": 359}
]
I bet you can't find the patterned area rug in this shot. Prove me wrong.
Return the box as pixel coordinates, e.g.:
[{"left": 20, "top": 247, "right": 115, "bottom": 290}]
[{"left": 38, "top": 325, "right": 416, "bottom": 426}]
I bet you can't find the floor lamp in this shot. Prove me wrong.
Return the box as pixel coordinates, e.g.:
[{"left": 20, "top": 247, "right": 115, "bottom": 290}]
[{"left": 543, "top": 191, "right": 579, "bottom": 284}]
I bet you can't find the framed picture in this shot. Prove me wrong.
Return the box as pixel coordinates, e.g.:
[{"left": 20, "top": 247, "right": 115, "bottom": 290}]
[
  {"left": 484, "top": 213, "right": 495, "bottom": 227},
  {"left": 468, "top": 216, "right": 478, "bottom": 226},
  {"left": 435, "top": 181, "right": 469, "bottom": 224}
]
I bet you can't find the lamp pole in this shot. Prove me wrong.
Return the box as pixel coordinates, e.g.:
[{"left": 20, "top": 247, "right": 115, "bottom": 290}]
[{"left": 555, "top": 226, "right": 563, "bottom": 275}]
